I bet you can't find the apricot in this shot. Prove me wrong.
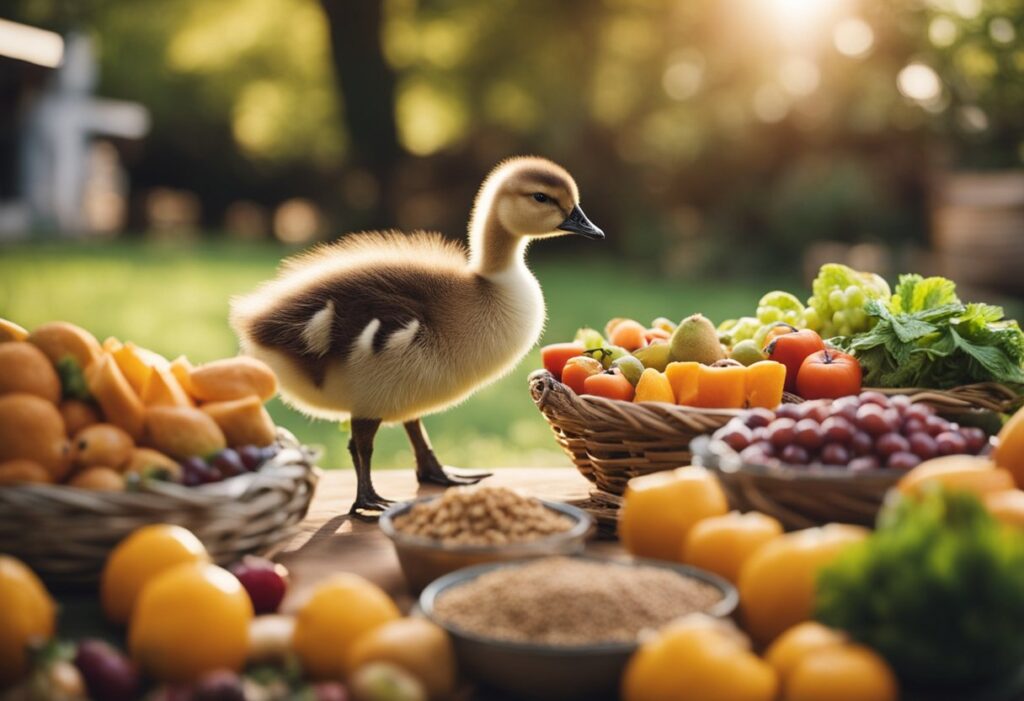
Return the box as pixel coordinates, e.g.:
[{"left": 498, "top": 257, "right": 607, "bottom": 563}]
[
  {"left": 87, "top": 355, "right": 146, "bottom": 440},
  {"left": 0, "top": 343, "right": 61, "bottom": 404},
  {"left": 146, "top": 406, "right": 227, "bottom": 459},
  {"left": 683, "top": 511, "right": 783, "bottom": 584},
  {"left": 189, "top": 357, "right": 278, "bottom": 402},
  {"left": 69, "top": 467, "right": 125, "bottom": 491},
  {"left": 0, "top": 460, "right": 54, "bottom": 486},
  {"left": 609, "top": 320, "right": 648, "bottom": 352},
  {"left": 201, "top": 396, "right": 276, "bottom": 447},
  {"left": 0, "top": 394, "right": 70, "bottom": 480},
  {"left": 59, "top": 399, "right": 100, "bottom": 435},
  {"left": 28, "top": 321, "right": 102, "bottom": 371},
  {"left": 73, "top": 423, "right": 134, "bottom": 471},
  {"left": 142, "top": 367, "right": 193, "bottom": 407},
  {"left": 0, "top": 318, "right": 29, "bottom": 343},
  {"left": 125, "top": 448, "right": 182, "bottom": 482}
]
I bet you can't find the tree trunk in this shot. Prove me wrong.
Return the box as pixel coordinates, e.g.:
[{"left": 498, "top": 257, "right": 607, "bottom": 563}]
[{"left": 319, "top": 0, "right": 401, "bottom": 229}]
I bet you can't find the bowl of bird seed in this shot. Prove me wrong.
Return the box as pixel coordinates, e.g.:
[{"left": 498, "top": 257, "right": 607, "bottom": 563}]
[
  {"left": 379, "top": 486, "right": 593, "bottom": 593},
  {"left": 420, "top": 555, "right": 737, "bottom": 701}
]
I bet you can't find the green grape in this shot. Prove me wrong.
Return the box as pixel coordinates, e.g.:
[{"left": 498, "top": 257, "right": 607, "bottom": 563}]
[
  {"left": 838, "top": 323, "right": 853, "bottom": 336},
  {"left": 783, "top": 310, "right": 801, "bottom": 325},
  {"left": 844, "top": 286, "right": 866, "bottom": 308},
  {"left": 584, "top": 345, "right": 629, "bottom": 369},
  {"left": 612, "top": 355, "right": 645, "bottom": 385},
  {"left": 848, "top": 308, "right": 867, "bottom": 329},
  {"left": 832, "top": 310, "right": 848, "bottom": 328},
  {"left": 828, "top": 289, "right": 845, "bottom": 310},
  {"left": 803, "top": 307, "right": 821, "bottom": 331},
  {"left": 758, "top": 291, "right": 805, "bottom": 315},
  {"left": 574, "top": 327, "right": 606, "bottom": 350},
  {"left": 757, "top": 306, "right": 782, "bottom": 324},
  {"left": 728, "top": 317, "right": 762, "bottom": 343}
]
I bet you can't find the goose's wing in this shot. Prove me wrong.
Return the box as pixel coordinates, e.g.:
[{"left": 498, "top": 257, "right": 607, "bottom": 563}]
[{"left": 244, "top": 263, "right": 463, "bottom": 384}]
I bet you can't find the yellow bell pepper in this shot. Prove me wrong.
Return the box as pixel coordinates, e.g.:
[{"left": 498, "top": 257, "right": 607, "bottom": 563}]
[
  {"left": 693, "top": 365, "right": 746, "bottom": 408},
  {"left": 622, "top": 615, "right": 778, "bottom": 701},
  {"left": 682, "top": 511, "right": 783, "bottom": 584},
  {"left": 618, "top": 466, "right": 729, "bottom": 562}
]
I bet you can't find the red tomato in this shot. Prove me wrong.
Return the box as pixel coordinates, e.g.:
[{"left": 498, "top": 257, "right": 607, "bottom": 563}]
[
  {"left": 796, "top": 348, "right": 863, "bottom": 400},
  {"left": 541, "top": 342, "right": 585, "bottom": 380},
  {"left": 583, "top": 369, "right": 636, "bottom": 401},
  {"left": 561, "top": 356, "right": 604, "bottom": 394},
  {"left": 765, "top": 329, "right": 826, "bottom": 393}
]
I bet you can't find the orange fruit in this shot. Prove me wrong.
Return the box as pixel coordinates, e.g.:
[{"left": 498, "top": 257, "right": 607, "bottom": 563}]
[
  {"left": 347, "top": 618, "right": 457, "bottom": 700},
  {"left": 897, "top": 456, "right": 1013, "bottom": 498},
  {"left": 0, "top": 459, "right": 55, "bottom": 486},
  {"left": 101, "top": 524, "right": 210, "bottom": 625},
  {"left": 129, "top": 562, "right": 252, "bottom": 682},
  {"left": 984, "top": 489, "right": 1024, "bottom": 529},
  {"left": 765, "top": 621, "right": 847, "bottom": 683},
  {"left": 994, "top": 406, "right": 1024, "bottom": 489},
  {"left": 618, "top": 466, "right": 729, "bottom": 562},
  {"left": 169, "top": 356, "right": 195, "bottom": 397},
  {"left": 786, "top": 643, "right": 899, "bottom": 701},
  {"left": 141, "top": 367, "right": 193, "bottom": 408},
  {"left": 682, "top": 511, "right": 783, "bottom": 584},
  {"left": 739, "top": 524, "right": 868, "bottom": 645},
  {"left": 27, "top": 321, "right": 102, "bottom": 371},
  {"left": 0, "top": 342, "right": 61, "bottom": 404},
  {"left": 60, "top": 399, "right": 100, "bottom": 436},
  {"left": 0, "top": 393, "right": 70, "bottom": 480},
  {"left": 293, "top": 573, "right": 401, "bottom": 680},
  {"left": 124, "top": 448, "right": 182, "bottom": 481},
  {"left": 68, "top": 467, "right": 125, "bottom": 491},
  {"left": 72, "top": 423, "right": 135, "bottom": 471},
  {"left": 0, "top": 318, "right": 29, "bottom": 343},
  {"left": 201, "top": 395, "right": 276, "bottom": 447},
  {"left": 189, "top": 357, "right": 278, "bottom": 402},
  {"left": 0, "top": 555, "right": 56, "bottom": 685},
  {"left": 145, "top": 406, "right": 226, "bottom": 459}
]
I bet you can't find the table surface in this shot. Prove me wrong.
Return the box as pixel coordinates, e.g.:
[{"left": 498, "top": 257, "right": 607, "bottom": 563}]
[{"left": 274, "top": 466, "right": 616, "bottom": 612}]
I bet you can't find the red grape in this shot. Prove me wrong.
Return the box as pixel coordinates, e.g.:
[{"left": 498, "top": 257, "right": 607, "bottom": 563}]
[
  {"left": 744, "top": 408, "right": 776, "bottom": 429},
  {"left": 908, "top": 432, "right": 938, "bottom": 460},
  {"left": 775, "top": 404, "right": 804, "bottom": 421},
  {"left": 794, "top": 419, "right": 824, "bottom": 450},
  {"left": 905, "top": 403, "right": 933, "bottom": 421},
  {"left": 237, "top": 445, "right": 264, "bottom": 471},
  {"left": 820, "top": 443, "right": 851, "bottom": 466},
  {"left": 212, "top": 448, "right": 245, "bottom": 478},
  {"left": 936, "top": 431, "right": 967, "bottom": 455},
  {"left": 876, "top": 432, "right": 911, "bottom": 459},
  {"left": 887, "top": 451, "right": 922, "bottom": 470},
  {"left": 856, "top": 404, "right": 892, "bottom": 436},
  {"left": 850, "top": 431, "right": 873, "bottom": 456},
  {"left": 961, "top": 427, "right": 987, "bottom": 454},
  {"left": 889, "top": 394, "right": 912, "bottom": 411},
  {"left": 718, "top": 424, "right": 753, "bottom": 452},
  {"left": 740, "top": 444, "right": 774, "bottom": 465},
  {"left": 859, "top": 391, "right": 889, "bottom": 407},
  {"left": 821, "top": 416, "right": 854, "bottom": 444},
  {"left": 767, "top": 418, "right": 797, "bottom": 447},
  {"left": 780, "top": 444, "right": 810, "bottom": 465},
  {"left": 924, "top": 415, "right": 950, "bottom": 436},
  {"left": 806, "top": 403, "right": 831, "bottom": 423},
  {"left": 902, "top": 417, "right": 926, "bottom": 435}
]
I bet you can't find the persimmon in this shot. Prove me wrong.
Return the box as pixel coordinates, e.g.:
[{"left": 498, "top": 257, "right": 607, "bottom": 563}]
[
  {"left": 609, "top": 320, "right": 647, "bottom": 352},
  {"left": 583, "top": 369, "right": 635, "bottom": 401},
  {"left": 561, "top": 356, "right": 603, "bottom": 394}
]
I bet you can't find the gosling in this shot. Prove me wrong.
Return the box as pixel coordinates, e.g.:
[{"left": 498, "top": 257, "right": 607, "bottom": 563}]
[{"left": 230, "top": 157, "right": 603, "bottom": 516}]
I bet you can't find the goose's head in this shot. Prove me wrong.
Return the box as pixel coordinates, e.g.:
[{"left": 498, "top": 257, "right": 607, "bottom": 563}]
[{"left": 472, "top": 157, "right": 604, "bottom": 242}]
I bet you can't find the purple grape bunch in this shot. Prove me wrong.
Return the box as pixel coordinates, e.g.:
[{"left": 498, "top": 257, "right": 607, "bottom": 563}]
[
  {"left": 179, "top": 443, "right": 279, "bottom": 486},
  {"left": 712, "top": 391, "right": 988, "bottom": 471}
]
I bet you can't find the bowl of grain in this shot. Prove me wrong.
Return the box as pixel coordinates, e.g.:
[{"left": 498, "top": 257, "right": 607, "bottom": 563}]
[
  {"left": 420, "top": 555, "right": 738, "bottom": 701},
  {"left": 379, "top": 486, "right": 593, "bottom": 593}
]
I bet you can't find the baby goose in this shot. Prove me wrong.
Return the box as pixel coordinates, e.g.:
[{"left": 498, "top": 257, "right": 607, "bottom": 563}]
[{"left": 230, "top": 157, "right": 603, "bottom": 516}]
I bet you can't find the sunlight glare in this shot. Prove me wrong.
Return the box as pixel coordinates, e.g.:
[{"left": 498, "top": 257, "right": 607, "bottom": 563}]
[
  {"left": 928, "top": 17, "right": 958, "bottom": 47},
  {"left": 834, "top": 18, "right": 874, "bottom": 58},
  {"left": 779, "top": 57, "right": 820, "bottom": 96},
  {"left": 897, "top": 62, "right": 942, "bottom": 103}
]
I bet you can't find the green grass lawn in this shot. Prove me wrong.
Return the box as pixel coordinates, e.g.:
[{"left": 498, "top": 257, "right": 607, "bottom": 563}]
[{"left": 0, "top": 240, "right": 798, "bottom": 470}]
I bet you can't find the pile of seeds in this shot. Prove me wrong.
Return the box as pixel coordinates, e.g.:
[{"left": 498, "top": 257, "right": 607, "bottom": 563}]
[
  {"left": 392, "top": 486, "right": 573, "bottom": 546},
  {"left": 433, "top": 557, "right": 723, "bottom": 645}
]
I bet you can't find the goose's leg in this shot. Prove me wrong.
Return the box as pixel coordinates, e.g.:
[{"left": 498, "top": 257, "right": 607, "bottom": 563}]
[
  {"left": 404, "top": 419, "right": 492, "bottom": 487},
  {"left": 348, "top": 417, "right": 392, "bottom": 519}
]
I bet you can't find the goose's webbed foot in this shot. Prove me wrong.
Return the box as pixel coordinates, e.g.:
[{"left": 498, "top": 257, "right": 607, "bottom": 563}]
[
  {"left": 348, "top": 491, "right": 394, "bottom": 521},
  {"left": 417, "top": 457, "right": 492, "bottom": 487}
]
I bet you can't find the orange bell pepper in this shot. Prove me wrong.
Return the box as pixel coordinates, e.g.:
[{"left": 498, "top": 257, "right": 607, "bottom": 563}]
[
  {"left": 693, "top": 365, "right": 747, "bottom": 409},
  {"left": 746, "top": 360, "right": 786, "bottom": 409},
  {"left": 665, "top": 362, "right": 700, "bottom": 405}
]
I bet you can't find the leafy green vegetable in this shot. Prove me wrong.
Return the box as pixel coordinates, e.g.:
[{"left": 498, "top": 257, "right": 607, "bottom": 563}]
[
  {"left": 816, "top": 489, "right": 1024, "bottom": 687},
  {"left": 56, "top": 356, "right": 92, "bottom": 401},
  {"left": 833, "top": 274, "right": 1024, "bottom": 388}
]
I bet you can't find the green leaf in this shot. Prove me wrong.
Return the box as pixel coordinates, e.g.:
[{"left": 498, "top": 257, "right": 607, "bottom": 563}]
[
  {"left": 56, "top": 357, "right": 91, "bottom": 401},
  {"left": 890, "top": 274, "right": 960, "bottom": 314}
]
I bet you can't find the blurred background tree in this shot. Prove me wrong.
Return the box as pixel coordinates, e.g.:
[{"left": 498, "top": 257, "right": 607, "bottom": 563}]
[{"left": 7, "top": 0, "right": 1022, "bottom": 271}]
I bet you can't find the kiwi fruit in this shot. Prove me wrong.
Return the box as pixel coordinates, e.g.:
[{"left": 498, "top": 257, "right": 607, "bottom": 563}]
[{"left": 669, "top": 314, "right": 727, "bottom": 365}]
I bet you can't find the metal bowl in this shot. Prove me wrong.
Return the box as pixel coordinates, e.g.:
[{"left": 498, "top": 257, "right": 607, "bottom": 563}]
[
  {"left": 419, "top": 556, "right": 738, "bottom": 701},
  {"left": 379, "top": 497, "right": 593, "bottom": 594}
]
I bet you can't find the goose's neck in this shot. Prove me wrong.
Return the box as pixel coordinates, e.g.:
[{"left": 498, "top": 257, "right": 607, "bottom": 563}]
[{"left": 468, "top": 209, "right": 528, "bottom": 277}]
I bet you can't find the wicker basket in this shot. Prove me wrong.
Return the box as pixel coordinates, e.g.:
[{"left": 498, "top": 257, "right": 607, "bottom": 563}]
[
  {"left": 529, "top": 369, "right": 1020, "bottom": 529},
  {"left": 0, "top": 429, "right": 320, "bottom": 588},
  {"left": 692, "top": 435, "right": 900, "bottom": 529}
]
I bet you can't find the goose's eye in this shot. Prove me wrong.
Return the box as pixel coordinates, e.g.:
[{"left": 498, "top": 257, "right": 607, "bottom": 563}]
[{"left": 532, "top": 192, "right": 549, "bottom": 203}]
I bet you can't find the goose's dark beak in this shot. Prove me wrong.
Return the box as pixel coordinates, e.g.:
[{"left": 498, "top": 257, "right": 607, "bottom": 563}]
[{"left": 557, "top": 205, "right": 604, "bottom": 240}]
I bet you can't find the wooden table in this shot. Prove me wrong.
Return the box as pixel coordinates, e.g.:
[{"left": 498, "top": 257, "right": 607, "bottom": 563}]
[{"left": 274, "top": 466, "right": 617, "bottom": 612}]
